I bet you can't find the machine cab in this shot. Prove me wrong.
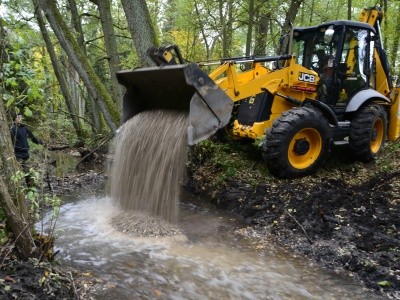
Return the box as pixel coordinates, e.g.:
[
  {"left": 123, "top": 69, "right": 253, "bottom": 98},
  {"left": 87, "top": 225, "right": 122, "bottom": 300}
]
[{"left": 291, "top": 21, "right": 376, "bottom": 108}]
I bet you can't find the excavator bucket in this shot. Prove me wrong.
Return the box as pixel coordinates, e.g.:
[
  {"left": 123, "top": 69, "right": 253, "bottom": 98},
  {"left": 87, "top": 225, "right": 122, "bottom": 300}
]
[{"left": 116, "top": 63, "right": 233, "bottom": 145}]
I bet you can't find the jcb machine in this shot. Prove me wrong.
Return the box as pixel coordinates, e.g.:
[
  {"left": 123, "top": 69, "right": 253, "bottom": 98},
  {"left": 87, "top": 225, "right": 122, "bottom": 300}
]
[{"left": 117, "top": 6, "right": 400, "bottom": 178}]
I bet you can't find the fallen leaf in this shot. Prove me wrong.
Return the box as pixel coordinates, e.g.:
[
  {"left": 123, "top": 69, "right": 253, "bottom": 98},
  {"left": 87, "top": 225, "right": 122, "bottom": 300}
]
[
  {"left": 377, "top": 281, "right": 391, "bottom": 287},
  {"left": 4, "top": 276, "right": 15, "bottom": 283},
  {"left": 153, "top": 289, "right": 164, "bottom": 297}
]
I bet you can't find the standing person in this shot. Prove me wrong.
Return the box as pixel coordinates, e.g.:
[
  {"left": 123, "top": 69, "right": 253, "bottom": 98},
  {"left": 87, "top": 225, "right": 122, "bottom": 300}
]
[{"left": 10, "top": 114, "right": 43, "bottom": 186}]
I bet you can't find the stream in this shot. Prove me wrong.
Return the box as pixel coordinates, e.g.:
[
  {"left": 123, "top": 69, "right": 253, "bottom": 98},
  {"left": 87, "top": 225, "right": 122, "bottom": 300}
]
[{"left": 39, "top": 189, "right": 378, "bottom": 299}]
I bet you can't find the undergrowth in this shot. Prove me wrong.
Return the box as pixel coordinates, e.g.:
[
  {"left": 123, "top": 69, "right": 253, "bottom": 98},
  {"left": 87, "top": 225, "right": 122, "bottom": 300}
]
[{"left": 189, "top": 137, "right": 400, "bottom": 188}]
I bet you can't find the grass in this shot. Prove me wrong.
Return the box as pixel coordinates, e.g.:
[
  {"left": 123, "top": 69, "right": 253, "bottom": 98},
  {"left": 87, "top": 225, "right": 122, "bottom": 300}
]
[{"left": 189, "top": 137, "right": 400, "bottom": 188}]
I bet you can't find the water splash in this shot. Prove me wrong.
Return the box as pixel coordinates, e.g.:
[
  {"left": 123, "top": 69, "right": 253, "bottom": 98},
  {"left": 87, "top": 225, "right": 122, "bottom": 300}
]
[{"left": 110, "top": 110, "right": 188, "bottom": 223}]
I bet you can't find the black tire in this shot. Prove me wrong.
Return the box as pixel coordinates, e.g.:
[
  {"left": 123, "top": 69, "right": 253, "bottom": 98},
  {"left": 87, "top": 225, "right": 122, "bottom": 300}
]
[
  {"left": 349, "top": 104, "right": 387, "bottom": 162},
  {"left": 263, "top": 106, "right": 332, "bottom": 178}
]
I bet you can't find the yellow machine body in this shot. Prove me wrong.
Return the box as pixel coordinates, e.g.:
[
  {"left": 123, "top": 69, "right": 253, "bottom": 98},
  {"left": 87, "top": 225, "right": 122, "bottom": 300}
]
[
  {"left": 117, "top": 6, "right": 399, "bottom": 178},
  {"left": 207, "top": 57, "right": 320, "bottom": 140}
]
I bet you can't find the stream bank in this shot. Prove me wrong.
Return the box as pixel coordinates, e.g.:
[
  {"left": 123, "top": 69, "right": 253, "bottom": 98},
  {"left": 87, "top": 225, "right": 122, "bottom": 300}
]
[
  {"left": 187, "top": 139, "right": 400, "bottom": 299},
  {"left": 0, "top": 139, "right": 399, "bottom": 299}
]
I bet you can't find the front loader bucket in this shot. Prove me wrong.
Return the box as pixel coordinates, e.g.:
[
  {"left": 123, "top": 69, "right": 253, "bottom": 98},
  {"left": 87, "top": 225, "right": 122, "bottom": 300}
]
[{"left": 116, "top": 63, "right": 233, "bottom": 145}]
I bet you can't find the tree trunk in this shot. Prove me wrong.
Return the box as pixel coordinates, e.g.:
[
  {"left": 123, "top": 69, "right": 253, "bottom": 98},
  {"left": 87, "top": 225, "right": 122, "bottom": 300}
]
[
  {"left": 90, "top": 0, "right": 123, "bottom": 108},
  {"left": 39, "top": 0, "right": 119, "bottom": 131},
  {"left": 282, "top": 0, "right": 303, "bottom": 34},
  {"left": 390, "top": 4, "right": 400, "bottom": 68},
  {"left": 0, "top": 107, "right": 29, "bottom": 222},
  {"left": 254, "top": 11, "right": 269, "bottom": 56},
  {"left": 383, "top": 0, "right": 388, "bottom": 49},
  {"left": 0, "top": 179, "right": 34, "bottom": 260},
  {"left": 67, "top": 0, "right": 103, "bottom": 133},
  {"left": 309, "top": 0, "right": 315, "bottom": 25},
  {"left": 0, "top": 93, "right": 34, "bottom": 260},
  {"left": 194, "top": 0, "right": 210, "bottom": 59},
  {"left": 245, "top": 0, "right": 255, "bottom": 56},
  {"left": 162, "top": 0, "right": 175, "bottom": 33},
  {"left": 219, "top": 0, "right": 233, "bottom": 57},
  {"left": 67, "top": 0, "right": 85, "bottom": 50},
  {"left": 33, "top": 0, "right": 86, "bottom": 140},
  {"left": 0, "top": 23, "right": 29, "bottom": 221},
  {"left": 347, "top": 0, "right": 352, "bottom": 20},
  {"left": 121, "top": 0, "right": 158, "bottom": 67}
]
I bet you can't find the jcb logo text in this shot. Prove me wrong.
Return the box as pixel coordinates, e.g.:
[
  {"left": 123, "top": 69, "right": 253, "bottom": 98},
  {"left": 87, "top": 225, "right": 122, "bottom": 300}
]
[{"left": 298, "top": 72, "right": 315, "bottom": 83}]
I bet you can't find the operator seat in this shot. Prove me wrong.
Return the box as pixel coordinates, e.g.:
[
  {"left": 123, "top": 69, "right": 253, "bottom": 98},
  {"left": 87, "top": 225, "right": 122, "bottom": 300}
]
[{"left": 317, "top": 55, "right": 335, "bottom": 105}]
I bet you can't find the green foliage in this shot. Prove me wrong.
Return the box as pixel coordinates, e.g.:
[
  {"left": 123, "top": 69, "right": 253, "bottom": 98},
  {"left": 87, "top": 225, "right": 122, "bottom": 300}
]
[
  {"left": 32, "top": 113, "right": 89, "bottom": 147},
  {"left": 46, "top": 117, "right": 79, "bottom": 146},
  {"left": 10, "top": 170, "right": 26, "bottom": 185},
  {"left": 0, "top": 21, "right": 50, "bottom": 119},
  {"left": 0, "top": 207, "right": 7, "bottom": 244},
  {"left": 10, "top": 167, "right": 61, "bottom": 231},
  {"left": 190, "top": 138, "right": 272, "bottom": 187},
  {"left": 375, "top": 140, "right": 400, "bottom": 172},
  {"left": 1, "top": 0, "right": 399, "bottom": 147},
  {"left": 377, "top": 280, "right": 391, "bottom": 287}
]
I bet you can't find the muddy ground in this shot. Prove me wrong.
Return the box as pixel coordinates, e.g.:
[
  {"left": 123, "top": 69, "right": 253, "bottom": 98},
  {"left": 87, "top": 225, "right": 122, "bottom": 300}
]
[
  {"left": 0, "top": 150, "right": 108, "bottom": 300},
  {"left": 187, "top": 139, "right": 400, "bottom": 299},
  {"left": 0, "top": 140, "right": 399, "bottom": 299}
]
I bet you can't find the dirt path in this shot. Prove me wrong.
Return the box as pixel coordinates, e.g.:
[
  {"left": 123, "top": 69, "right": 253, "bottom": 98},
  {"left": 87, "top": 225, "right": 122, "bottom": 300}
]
[{"left": 187, "top": 140, "right": 400, "bottom": 299}]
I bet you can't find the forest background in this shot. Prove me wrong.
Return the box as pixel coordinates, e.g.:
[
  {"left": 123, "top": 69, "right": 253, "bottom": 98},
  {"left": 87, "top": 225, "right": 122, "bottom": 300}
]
[
  {"left": 1, "top": 0, "right": 399, "bottom": 142},
  {"left": 0, "top": 0, "right": 399, "bottom": 266}
]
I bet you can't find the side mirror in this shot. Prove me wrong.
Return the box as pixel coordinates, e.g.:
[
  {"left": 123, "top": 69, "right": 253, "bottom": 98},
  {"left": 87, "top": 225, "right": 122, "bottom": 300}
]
[{"left": 324, "top": 26, "right": 335, "bottom": 44}]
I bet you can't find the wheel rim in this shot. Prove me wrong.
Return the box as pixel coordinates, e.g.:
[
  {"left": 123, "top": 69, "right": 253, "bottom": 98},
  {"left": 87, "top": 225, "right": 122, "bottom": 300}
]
[
  {"left": 370, "top": 118, "right": 384, "bottom": 153},
  {"left": 288, "top": 128, "right": 322, "bottom": 169}
]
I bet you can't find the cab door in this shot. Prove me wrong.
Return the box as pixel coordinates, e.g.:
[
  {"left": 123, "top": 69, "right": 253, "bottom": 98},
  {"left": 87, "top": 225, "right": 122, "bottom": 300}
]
[{"left": 337, "top": 27, "right": 374, "bottom": 102}]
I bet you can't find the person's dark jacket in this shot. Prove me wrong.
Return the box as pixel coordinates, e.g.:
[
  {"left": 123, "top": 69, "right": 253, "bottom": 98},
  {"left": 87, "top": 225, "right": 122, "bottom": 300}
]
[{"left": 10, "top": 123, "right": 42, "bottom": 160}]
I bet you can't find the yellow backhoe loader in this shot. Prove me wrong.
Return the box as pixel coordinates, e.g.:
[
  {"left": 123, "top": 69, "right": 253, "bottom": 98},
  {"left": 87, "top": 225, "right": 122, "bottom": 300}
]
[{"left": 116, "top": 6, "right": 400, "bottom": 178}]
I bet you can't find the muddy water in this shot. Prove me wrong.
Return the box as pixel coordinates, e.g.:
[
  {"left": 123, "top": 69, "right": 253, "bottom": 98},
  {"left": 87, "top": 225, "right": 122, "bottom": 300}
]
[
  {"left": 41, "top": 193, "right": 378, "bottom": 300},
  {"left": 46, "top": 151, "right": 102, "bottom": 177},
  {"left": 110, "top": 111, "right": 187, "bottom": 223},
  {"left": 44, "top": 110, "right": 376, "bottom": 299}
]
